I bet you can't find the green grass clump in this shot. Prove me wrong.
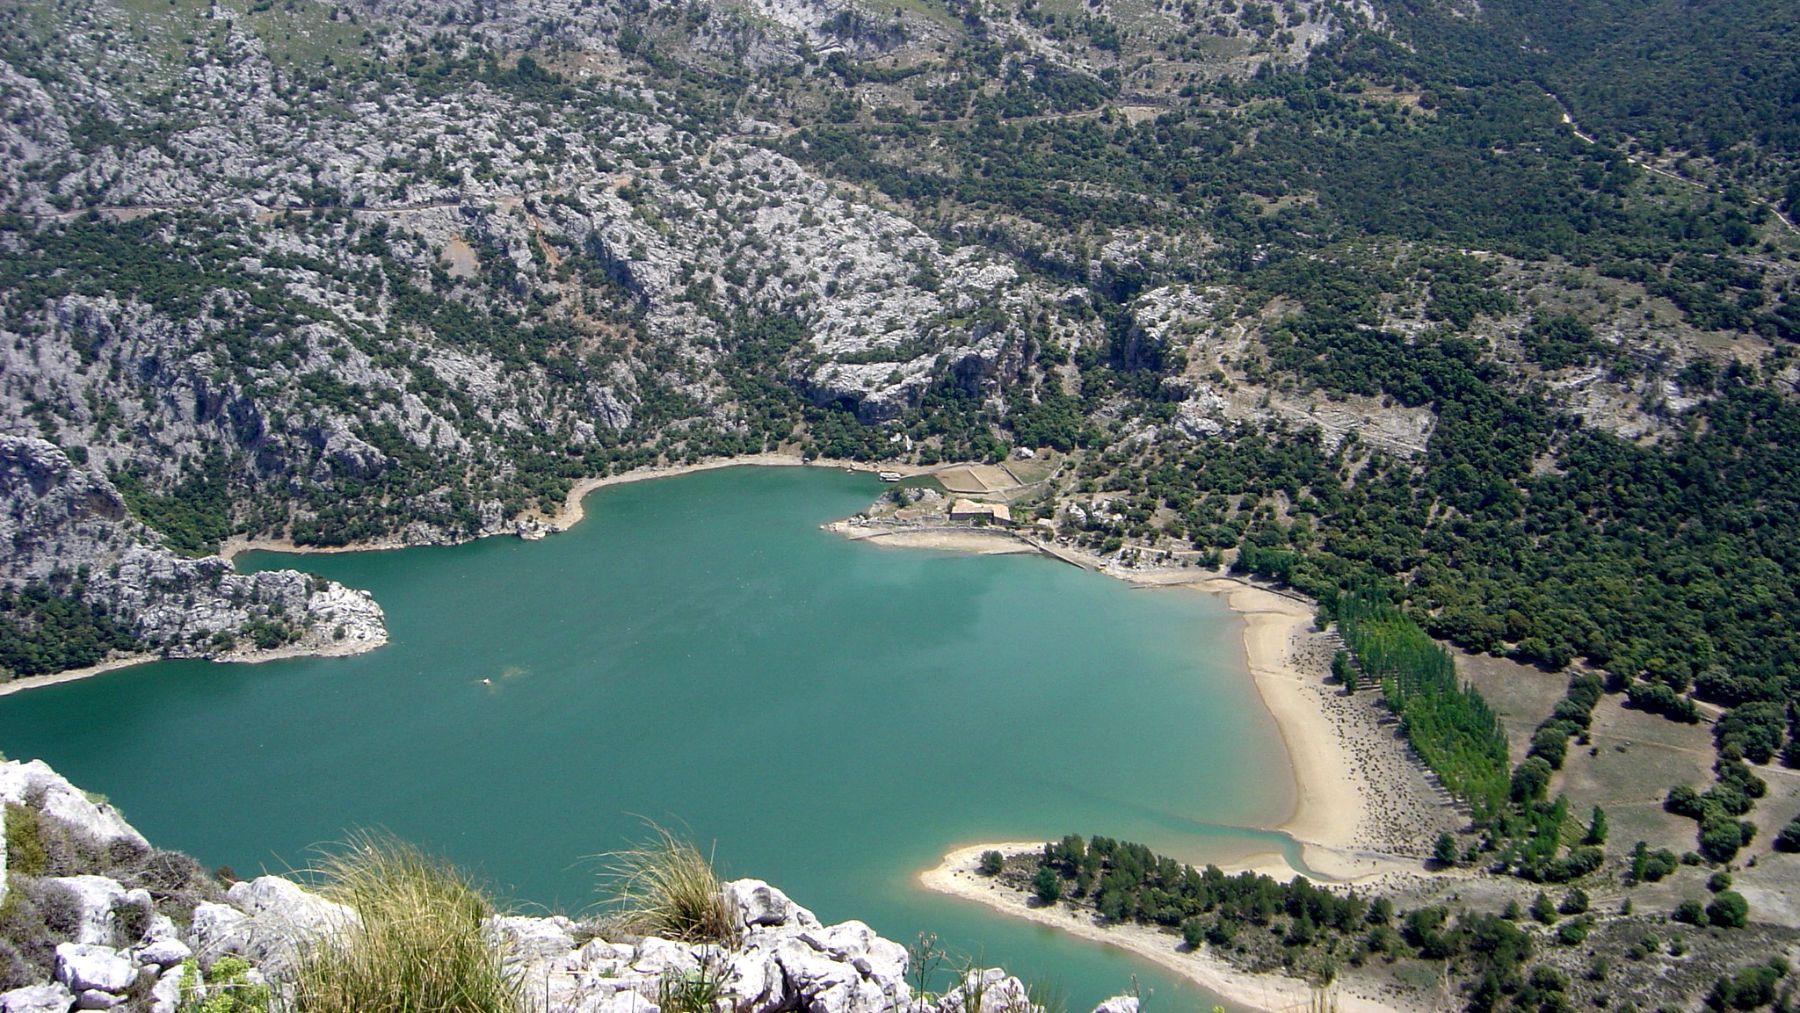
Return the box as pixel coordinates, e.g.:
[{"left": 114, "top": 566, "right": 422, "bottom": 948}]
[
  {"left": 3, "top": 804, "right": 48, "bottom": 878},
  {"left": 600, "top": 824, "right": 738, "bottom": 946},
  {"left": 178, "top": 956, "right": 271, "bottom": 1013},
  {"left": 290, "top": 833, "right": 522, "bottom": 1013}
]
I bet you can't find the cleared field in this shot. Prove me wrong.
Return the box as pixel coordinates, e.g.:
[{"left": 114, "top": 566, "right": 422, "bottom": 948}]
[
  {"left": 1458, "top": 651, "right": 1800, "bottom": 926},
  {"left": 932, "top": 464, "right": 1020, "bottom": 495},
  {"left": 1457, "top": 653, "right": 1710, "bottom": 853},
  {"left": 1560, "top": 696, "right": 1717, "bottom": 854},
  {"left": 931, "top": 456, "right": 1060, "bottom": 497},
  {"left": 1456, "top": 653, "right": 1566, "bottom": 766}
]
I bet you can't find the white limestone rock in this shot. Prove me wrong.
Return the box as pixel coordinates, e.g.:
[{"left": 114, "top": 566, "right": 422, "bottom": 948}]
[
  {"left": 188, "top": 877, "right": 356, "bottom": 975},
  {"left": 130, "top": 935, "right": 193, "bottom": 970},
  {"left": 187, "top": 903, "right": 252, "bottom": 964},
  {"left": 722, "top": 940, "right": 790, "bottom": 1012},
  {"left": 0, "top": 762, "right": 145, "bottom": 849},
  {"left": 937, "top": 969, "right": 1034, "bottom": 1013},
  {"left": 486, "top": 913, "right": 577, "bottom": 962},
  {"left": 224, "top": 876, "right": 356, "bottom": 939},
  {"left": 584, "top": 991, "right": 660, "bottom": 1013},
  {"left": 726, "top": 879, "right": 821, "bottom": 930},
  {"left": 53, "top": 943, "right": 135, "bottom": 994},
  {"left": 0, "top": 982, "right": 76, "bottom": 1013},
  {"left": 627, "top": 937, "right": 699, "bottom": 979},
  {"left": 148, "top": 966, "right": 187, "bottom": 1013}
]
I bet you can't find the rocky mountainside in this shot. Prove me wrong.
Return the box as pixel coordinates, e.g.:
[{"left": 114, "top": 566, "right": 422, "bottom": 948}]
[
  {"left": 0, "top": 0, "right": 1345, "bottom": 670},
  {"left": 0, "top": 757, "right": 1132, "bottom": 1013}
]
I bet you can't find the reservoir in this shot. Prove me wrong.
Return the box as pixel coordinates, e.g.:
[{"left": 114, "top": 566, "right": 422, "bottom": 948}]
[{"left": 0, "top": 466, "right": 1298, "bottom": 1011}]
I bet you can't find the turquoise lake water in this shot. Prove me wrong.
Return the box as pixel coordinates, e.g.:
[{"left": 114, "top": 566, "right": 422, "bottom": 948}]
[{"left": 0, "top": 467, "right": 1301, "bottom": 1011}]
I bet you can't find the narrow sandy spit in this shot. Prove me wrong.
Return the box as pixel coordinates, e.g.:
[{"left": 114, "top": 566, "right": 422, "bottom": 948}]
[
  {"left": 831, "top": 524, "right": 1038, "bottom": 555},
  {"left": 0, "top": 655, "right": 158, "bottom": 698},
  {"left": 921, "top": 844, "right": 1426, "bottom": 1013}
]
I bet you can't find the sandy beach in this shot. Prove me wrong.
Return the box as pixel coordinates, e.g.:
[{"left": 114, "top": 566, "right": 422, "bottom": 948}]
[
  {"left": 847, "top": 512, "right": 1449, "bottom": 882},
  {"left": 0, "top": 654, "right": 159, "bottom": 698},
  {"left": 920, "top": 844, "right": 1433, "bottom": 1013},
  {"left": 828, "top": 522, "right": 1038, "bottom": 556},
  {"left": 871, "top": 522, "right": 1456, "bottom": 1011},
  {"left": 1182, "top": 577, "right": 1440, "bottom": 882}
]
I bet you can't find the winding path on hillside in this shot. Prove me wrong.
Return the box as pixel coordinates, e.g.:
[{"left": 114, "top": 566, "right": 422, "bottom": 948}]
[{"left": 1545, "top": 89, "right": 1800, "bottom": 238}]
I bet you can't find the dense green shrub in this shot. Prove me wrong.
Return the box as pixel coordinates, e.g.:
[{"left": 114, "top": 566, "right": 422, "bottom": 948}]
[
  {"left": 1775, "top": 819, "right": 1800, "bottom": 853},
  {"left": 1705, "top": 891, "right": 1750, "bottom": 929}
]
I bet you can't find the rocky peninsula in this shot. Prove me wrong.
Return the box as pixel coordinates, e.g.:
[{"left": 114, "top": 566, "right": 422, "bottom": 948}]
[{"left": 0, "top": 438, "right": 386, "bottom": 692}]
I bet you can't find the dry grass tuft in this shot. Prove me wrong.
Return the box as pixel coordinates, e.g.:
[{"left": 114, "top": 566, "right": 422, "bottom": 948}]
[
  {"left": 290, "top": 832, "right": 523, "bottom": 1013},
  {"left": 598, "top": 822, "right": 738, "bottom": 946}
]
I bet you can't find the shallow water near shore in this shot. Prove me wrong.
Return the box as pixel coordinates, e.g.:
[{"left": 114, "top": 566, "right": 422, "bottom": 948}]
[{"left": 0, "top": 467, "right": 1298, "bottom": 1011}]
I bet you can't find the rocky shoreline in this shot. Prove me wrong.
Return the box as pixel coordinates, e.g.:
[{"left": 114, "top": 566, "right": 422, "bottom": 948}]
[{"left": 5, "top": 452, "right": 941, "bottom": 697}]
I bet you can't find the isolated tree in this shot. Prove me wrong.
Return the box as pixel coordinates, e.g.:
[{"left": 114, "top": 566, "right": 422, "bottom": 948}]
[
  {"left": 1033, "top": 865, "right": 1062, "bottom": 904},
  {"left": 1583, "top": 806, "right": 1608, "bottom": 846},
  {"left": 1558, "top": 888, "right": 1589, "bottom": 916},
  {"left": 979, "top": 850, "right": 1004, "bottom": 875},
  {"left": 1433, "top": 831, "right": 1458, "bottom": 868},
  {"left": 1531, "top": 892, "right": 1558, "bottom": 925},
  {"left": 1775, "top": 819, "right": 1800, "bottom": 853}
]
